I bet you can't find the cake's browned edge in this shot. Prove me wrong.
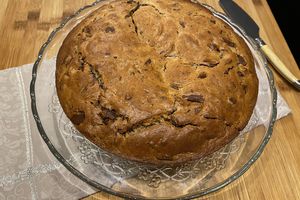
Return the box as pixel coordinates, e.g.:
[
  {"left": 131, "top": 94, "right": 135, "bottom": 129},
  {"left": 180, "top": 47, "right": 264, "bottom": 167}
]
[{"left": 55, "top": 0, "right": 258, "bottom": 166}]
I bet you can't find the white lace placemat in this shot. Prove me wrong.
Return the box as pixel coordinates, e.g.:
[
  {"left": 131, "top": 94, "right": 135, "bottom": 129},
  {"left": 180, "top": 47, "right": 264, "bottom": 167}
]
[
  {"left": 0, "top": 60, "right": 291, "bottom": 200},
  {"left": 0, "top": 63, "right": 96, "bottom": 200}
]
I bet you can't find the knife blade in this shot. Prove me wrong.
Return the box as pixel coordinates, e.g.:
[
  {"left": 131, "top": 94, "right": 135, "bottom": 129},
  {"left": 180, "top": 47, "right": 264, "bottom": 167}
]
[{"left": 219, "top": 0, "right": 300, "bottom": 90}]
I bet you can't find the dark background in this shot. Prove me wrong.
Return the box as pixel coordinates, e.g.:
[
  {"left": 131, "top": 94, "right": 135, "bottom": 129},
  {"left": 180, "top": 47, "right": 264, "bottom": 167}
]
[{"left": 267, "top": 1, "right": 299, "bottom": 67}]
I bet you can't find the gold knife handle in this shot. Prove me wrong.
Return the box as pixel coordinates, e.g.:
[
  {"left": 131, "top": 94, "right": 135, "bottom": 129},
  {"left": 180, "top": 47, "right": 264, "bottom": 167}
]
[{"left": 261, "top": 45, "right": 300, "bottom": 90}]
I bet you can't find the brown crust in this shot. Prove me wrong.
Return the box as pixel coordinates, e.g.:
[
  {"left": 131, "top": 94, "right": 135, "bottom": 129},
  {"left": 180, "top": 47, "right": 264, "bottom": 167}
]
[{"left": 56, "top": 0, "right": 258, "bottom": 165}]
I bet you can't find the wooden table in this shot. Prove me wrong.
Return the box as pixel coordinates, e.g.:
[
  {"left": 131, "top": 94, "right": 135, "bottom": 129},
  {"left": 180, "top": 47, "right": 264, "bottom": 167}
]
[{"left": 1, "top": 0, "right": 299, "bottom": 199}]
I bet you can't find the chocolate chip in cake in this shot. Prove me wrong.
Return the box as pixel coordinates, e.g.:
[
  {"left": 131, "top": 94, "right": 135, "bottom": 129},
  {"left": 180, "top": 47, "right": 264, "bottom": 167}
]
[
  {"left": 194, "top": 107, "right": 201, "bottom": 114},
  {"left": 170, "top": 116, "right": 179, "bottom": 127},
  {"left": 105, "top": 26, "right": 115, "bottom": 33},
  {"left": 145, "top": 58, "right": 152, "bottom": 65},
  {"left": 179, "top": 21, "right": 186, "bottom": 28},
  {"left": 104, "top": 109, "right": 117, "bottom": 120},
  {"left": 172, "top": 3, "right": 181, "bottom": 11},
  {"left": 125, "top": 94, "right": 132, "bottom": 100},
  {"left": 96, "top": 100, "right": 101, "bottom": 106},
  {"left": 170, "top": 83, "right": 180, "bottom": 90},
  {"left": 160, "top": 96, "right": 168, "bottom": 101},
  {"left": 223, "top": 37, "right": 236, "bottom": 47},
  {"left": 71, "top": 111, "right": 85, "bottom": 125},
  {"left": 168, "top": 107, "right": 177, "bottom": 115},
  {"left": 225, "top": 58, "right": 233, "bottom": 64},
  {"left": 83, "top": 26, "right": 91, "bottom": 33},
  {"left": 101, "top": 108, "right": 118, "bottom": 124},
  {"left": 82, "top": 26, "right": 92, "bottom": 37},
  {"left": 228, "top": 97, "right": 237, "bottom": 104},
  {"left": 237, "top": 71, "right": 245, "bottom": 77},
  {"left": 242, "top": 84, "right": 248, "bottom": 94},
  {"left": 183, "top": 94, "right": 205, "bottom": 103},
  {"left": 237, "top": 55, "right": 247, "bottom": 66},
  {"left": 210, "top": 19, "right": 216, "bottom": 24},
  {"left": 198, "top": 72, "right": 207, "bottom": 79},
  {"left": 208, "top": 43, "right": 220, "bottom": 52},
  {"left": 163, "top": 63, "right": 167, "bottom": 71},
  {"left": 201, "top": 59, "right": 219, "bottom": 67},
  {"left": 225, "top": 121, "right": 232, "bottom": 127},
  {"left": 203, "top": 114, "right": 217, "bottom": 120},
  {"left": 219, "top": 50, "right": 225, "bottom": 59},
  {"left": 224, "top": 66, "right": 234, "bottom": 74}
]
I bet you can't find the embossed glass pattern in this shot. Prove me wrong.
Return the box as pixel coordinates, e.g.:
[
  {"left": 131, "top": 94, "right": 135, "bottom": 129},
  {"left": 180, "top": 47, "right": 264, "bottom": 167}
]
[{"left": 30, "top": 1, "right": 277, "bottom": 199}]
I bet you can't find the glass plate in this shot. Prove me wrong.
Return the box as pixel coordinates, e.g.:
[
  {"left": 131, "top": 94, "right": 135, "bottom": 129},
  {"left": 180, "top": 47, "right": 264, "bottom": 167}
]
[{"left": 30, "top": 1, "right": 277, "bottom": 199}]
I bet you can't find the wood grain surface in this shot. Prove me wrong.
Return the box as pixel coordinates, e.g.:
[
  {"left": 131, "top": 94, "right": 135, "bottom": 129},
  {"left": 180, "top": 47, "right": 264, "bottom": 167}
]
[{"left": 1, "top": 0, "right": 299, "bottom": 199}]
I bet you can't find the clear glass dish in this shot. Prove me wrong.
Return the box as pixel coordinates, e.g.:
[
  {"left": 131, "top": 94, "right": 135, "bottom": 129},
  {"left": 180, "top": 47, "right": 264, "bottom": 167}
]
[{"left": 30, "top": 1, "right": 277, "bottom": 199}]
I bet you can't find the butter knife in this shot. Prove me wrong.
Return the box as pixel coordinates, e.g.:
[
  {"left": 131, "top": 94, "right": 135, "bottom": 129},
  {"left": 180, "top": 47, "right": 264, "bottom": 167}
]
[{"left": 220, "top": 0, "right": 300, "bottom": 90}]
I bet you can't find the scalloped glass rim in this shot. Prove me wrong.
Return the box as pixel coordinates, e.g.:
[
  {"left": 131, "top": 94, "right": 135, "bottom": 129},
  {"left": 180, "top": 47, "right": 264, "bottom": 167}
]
[{"left": 30, "top": 1, "right": 277, "bottom": 199}]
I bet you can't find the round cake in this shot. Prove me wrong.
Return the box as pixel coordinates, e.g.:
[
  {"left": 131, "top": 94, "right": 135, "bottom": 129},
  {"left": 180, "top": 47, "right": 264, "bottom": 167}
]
[{"left": 56, "top": 0, "right": 258, "bottom": 164}]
